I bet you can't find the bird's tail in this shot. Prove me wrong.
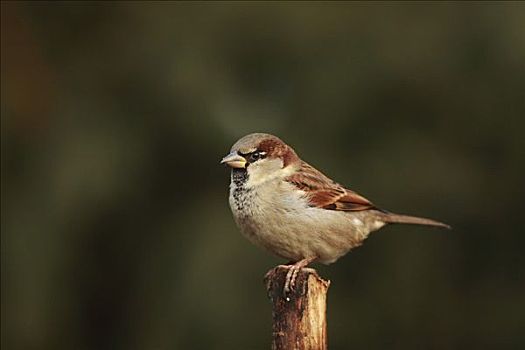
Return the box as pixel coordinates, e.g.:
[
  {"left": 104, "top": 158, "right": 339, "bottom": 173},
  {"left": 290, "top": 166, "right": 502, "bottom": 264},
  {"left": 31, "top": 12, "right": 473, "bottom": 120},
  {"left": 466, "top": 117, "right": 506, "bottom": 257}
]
[{"left": 379, "top": 212, "right": 451, "bottom": 229}]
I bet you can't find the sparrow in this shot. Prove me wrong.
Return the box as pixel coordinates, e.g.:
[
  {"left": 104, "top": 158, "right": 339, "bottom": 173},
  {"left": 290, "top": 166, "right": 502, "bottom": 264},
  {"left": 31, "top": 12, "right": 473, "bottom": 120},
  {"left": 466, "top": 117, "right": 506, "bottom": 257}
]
[{"left": 221, "top": 133, "right": 450, "bottom": 292}]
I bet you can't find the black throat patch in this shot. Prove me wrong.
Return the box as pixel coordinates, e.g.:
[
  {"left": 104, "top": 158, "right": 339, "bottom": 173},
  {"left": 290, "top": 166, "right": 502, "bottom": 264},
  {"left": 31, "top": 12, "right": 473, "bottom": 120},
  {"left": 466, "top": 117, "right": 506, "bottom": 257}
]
[
  {"left": 232, "top": 168, "right": 248, "bottom": 187},
  {"left": 231, "top": 168, "right": 252, "bottom": 212}
]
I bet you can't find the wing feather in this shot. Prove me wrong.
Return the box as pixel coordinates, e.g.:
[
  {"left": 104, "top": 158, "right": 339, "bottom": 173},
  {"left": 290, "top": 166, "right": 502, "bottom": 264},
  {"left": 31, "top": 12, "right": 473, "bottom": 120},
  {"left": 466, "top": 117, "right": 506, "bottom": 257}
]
[{"left": 286, "top": 162, "right": 376, "bottom": 211}]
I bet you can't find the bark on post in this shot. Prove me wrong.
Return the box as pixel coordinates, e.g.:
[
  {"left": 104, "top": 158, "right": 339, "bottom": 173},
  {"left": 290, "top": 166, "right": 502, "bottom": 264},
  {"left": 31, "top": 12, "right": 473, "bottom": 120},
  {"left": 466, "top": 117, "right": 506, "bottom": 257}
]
[{"left": 265, "top": 266, "right": 330, "bottom": 350}]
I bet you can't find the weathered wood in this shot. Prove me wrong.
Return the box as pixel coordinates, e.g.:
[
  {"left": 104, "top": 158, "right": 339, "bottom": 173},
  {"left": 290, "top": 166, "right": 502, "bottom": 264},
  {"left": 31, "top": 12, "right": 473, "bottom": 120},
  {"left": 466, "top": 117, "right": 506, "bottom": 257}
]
[{"left": 265, "top": 266, "right": 330, "bottom": 350}]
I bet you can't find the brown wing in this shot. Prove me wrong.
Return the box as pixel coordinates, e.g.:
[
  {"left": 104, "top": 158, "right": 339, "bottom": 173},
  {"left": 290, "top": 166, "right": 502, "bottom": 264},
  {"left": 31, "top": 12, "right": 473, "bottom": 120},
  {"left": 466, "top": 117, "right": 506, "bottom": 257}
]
[{"left": 286, "top": 162, "right": 377, "bottom": 211}]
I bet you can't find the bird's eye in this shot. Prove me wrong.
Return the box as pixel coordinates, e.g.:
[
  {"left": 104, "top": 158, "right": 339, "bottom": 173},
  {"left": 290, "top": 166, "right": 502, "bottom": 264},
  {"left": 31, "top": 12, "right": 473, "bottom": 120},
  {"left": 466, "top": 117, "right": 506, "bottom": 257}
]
[{"left": 248, "top": 151, "right": 265, "bottom": 163}]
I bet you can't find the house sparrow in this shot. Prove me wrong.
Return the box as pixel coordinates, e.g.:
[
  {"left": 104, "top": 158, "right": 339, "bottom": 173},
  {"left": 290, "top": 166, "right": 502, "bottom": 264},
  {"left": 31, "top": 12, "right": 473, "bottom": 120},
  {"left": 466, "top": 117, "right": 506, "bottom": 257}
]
[{"left": 221, "top": 133, "right": 449, "bottom": 292}]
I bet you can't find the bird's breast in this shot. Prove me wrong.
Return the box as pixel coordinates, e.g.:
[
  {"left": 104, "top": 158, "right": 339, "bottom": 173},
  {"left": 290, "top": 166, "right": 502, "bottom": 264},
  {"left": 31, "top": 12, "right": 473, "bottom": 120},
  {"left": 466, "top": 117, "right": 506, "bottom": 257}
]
[{"left": 229, "top": 177, "right": 311, "bottom": 254}]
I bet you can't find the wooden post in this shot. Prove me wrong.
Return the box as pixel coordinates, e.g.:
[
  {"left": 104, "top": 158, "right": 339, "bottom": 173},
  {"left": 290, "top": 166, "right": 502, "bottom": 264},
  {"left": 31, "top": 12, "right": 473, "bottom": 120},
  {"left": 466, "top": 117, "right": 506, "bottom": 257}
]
[{"left": 265, "top": 266, "right": 331, "bottom": 350}]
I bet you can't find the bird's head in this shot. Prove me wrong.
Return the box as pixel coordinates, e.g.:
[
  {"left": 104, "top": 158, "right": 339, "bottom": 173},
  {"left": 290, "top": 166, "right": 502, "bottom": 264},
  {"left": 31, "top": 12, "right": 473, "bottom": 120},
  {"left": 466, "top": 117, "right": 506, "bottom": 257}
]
[{"left": 221, "top": 133, "right": 299, "bottom": 186}]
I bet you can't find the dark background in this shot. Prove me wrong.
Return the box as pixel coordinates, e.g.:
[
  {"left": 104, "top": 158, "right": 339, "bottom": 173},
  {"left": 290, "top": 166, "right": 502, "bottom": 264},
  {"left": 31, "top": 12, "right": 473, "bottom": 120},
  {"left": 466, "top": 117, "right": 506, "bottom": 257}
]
[{"left": 2, "top": 2, "right": 524, "bottom": 350}]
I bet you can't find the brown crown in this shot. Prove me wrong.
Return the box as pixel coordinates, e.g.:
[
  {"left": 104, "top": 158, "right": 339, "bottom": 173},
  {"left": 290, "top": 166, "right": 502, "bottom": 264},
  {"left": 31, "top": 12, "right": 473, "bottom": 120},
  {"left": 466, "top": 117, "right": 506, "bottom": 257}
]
[{"left": 257, "top": 137, "right": 299, "bottom": 167}]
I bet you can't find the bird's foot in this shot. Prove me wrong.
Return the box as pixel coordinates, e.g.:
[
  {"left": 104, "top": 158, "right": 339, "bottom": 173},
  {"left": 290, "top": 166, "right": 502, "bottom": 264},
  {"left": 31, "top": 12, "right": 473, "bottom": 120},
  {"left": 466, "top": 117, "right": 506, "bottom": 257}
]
[
  {"left": 283, "top": 257, "right": 316, "bottom": 294},
  {"left": 264, "top": 258, "right": 317, "bottom": 296}
]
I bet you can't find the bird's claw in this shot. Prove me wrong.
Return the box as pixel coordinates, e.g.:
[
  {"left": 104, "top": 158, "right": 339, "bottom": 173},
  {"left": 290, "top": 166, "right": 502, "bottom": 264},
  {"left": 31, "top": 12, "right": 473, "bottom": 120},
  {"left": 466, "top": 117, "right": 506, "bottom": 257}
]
[
  {"left": 283, "top": 264, "right": 301, "bottom": 294},
  {"left": 265, "top": 258, "right": 317, "bottom": 297},
  {"left": 283, "top": 257, "right": 317, "bottom": 295}
]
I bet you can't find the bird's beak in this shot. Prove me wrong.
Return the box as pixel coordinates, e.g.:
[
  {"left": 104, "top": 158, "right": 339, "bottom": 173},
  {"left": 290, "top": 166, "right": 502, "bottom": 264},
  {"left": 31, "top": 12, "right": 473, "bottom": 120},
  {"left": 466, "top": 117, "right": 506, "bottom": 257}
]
[{"left": 220, "top": 152, "right": 247, "bottom": 169}]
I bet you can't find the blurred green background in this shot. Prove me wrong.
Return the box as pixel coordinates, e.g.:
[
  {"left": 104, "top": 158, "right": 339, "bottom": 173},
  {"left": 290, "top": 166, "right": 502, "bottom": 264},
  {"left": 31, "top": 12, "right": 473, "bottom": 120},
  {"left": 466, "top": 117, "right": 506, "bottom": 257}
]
[{"left": 2, "top": 2, "right": 524, "bottom": 350}]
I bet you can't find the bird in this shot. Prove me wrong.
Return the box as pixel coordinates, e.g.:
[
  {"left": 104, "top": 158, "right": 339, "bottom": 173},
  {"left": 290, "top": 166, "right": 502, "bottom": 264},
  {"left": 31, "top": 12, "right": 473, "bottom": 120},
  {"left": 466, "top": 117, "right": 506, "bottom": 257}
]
[{"left": 221, "top": 133, "right": 450, "bottom": 292}]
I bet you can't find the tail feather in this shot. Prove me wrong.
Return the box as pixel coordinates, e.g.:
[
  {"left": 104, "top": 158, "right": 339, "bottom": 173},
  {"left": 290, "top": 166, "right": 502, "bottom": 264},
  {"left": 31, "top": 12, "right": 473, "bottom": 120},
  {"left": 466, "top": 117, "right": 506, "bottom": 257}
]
[{"left": 380, "top": 213, "right": 451, "bottom": 229}]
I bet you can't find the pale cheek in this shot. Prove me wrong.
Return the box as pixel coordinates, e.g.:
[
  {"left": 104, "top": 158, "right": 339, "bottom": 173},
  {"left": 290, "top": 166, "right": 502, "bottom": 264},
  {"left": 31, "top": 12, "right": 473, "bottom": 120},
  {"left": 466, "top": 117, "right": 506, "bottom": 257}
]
[{"left": 245, "top": 159, "right": 284, "bottom": 187}]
